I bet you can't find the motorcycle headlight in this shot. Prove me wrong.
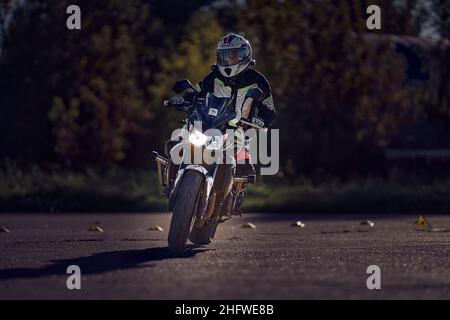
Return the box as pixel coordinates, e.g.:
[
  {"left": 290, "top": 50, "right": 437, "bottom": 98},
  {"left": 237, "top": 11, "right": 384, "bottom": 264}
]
[
  {"left": 188, "top": 128, "right": 208, "bottom": 147},
  {"left": 205, "top": 135, "right": 224, "bottom": 150},
  {"left": 188, "top": 128, "right": 226, "bottom": 150}
]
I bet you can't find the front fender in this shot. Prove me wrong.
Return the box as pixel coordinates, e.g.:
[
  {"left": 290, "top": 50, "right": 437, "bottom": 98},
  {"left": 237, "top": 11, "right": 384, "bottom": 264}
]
[{"left": 169, "top": 165, "right": 214, "bottom": 213}]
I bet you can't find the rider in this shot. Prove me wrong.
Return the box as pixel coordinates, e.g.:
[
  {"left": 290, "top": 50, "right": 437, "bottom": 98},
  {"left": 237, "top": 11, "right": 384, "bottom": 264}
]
[{"left": 171, "top": 33, "right": 276, "bottom": 210}]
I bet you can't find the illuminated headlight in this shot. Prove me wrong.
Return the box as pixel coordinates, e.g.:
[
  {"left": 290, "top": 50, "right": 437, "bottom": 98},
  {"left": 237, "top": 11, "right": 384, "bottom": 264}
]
[
  {"left": 205, "top": 135, "right": 224, "bottom": 150},
  {"left": 188, "top": 128, "right": 208, "bottom": 147}
]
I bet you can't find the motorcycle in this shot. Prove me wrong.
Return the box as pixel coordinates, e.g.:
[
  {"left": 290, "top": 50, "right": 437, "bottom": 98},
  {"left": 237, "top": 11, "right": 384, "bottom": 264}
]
[{"left": 153, "top": 79, "right": 265, "bottom": 251}]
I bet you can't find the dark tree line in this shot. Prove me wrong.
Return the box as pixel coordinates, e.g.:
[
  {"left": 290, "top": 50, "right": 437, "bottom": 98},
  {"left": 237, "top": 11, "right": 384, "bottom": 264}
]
[{"left": 0, "top": 0, "right": 448, "bottom": 178}]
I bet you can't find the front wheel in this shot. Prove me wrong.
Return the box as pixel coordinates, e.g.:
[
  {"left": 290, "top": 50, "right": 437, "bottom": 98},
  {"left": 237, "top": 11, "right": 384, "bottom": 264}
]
[
  {"left": 189, "top": 219, "right": 219, "bottom": 245},
  {"left": 168, "top": 171, "right": 203, "bottom": 252}
]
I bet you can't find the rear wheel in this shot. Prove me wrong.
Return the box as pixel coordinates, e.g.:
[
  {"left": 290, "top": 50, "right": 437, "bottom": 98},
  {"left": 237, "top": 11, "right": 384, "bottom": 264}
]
[{"left": 168, "top": 171, "right": 203, "bottom": 252}]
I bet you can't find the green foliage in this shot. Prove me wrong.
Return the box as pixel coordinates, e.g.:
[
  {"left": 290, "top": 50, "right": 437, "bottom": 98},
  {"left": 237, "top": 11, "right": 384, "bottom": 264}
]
[
  {"left": 0, "top": 0, "right": 448, "bottom": 180},
  {"left": 238, "top": 0, "right": 421, "bottom": 177},
  {"left": 148, "top": 10, "right": 224, "bottom": 138},
  {"left": 48, "top": 19, "right": 151, "bottom": 166},
  {"left": 1, "top": 163, "right": 450, "bottom": 213},
  {"left": 245, "top": 177, "right": 450, "bottom": 213},
  {"left": 48, "top": 0, "right": 160, "bottom": 167},
  {"left": 0, "top": 163, "right": 165, "bottom": 212},
  {"left": 0, "top": 0, "right": 164, "bottom": 167}
]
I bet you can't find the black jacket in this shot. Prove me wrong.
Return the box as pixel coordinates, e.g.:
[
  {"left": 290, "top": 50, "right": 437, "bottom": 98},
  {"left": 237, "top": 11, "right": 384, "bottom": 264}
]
[{"left": 194, "top": 66, "right": 276, "bottom": 127}]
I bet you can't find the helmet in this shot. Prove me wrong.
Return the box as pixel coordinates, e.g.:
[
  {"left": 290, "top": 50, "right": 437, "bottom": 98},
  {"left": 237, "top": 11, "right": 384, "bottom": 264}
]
[{"left": 217, "top": 34, "right": 254, "bottom": 78}]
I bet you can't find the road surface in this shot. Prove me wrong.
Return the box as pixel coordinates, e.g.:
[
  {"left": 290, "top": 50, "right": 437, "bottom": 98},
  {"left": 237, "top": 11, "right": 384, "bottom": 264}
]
[{"left": 0, "top": 213, "right": 449, "bottom": 299}]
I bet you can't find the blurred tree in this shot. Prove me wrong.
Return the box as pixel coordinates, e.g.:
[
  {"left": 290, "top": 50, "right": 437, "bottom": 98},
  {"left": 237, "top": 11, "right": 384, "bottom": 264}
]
[
  {"left": 48, "top": 0, "right": 164, "bottom": 168},
  {"left": 0, "top": 0, "right": 15, "bottom": 50},
  {"left": 0, "top": 0, "right": 443, "bottom": 180},
  {"left": 0, "top": 1, "right": 161, "bottom": 168},
  {"left": 416, "top": 0, "right": 450, "bottom": 144},
  {"left": 358, "top": 0, "right": 420, "bottom": 35},
  {"left": 149, "top": 9, "right": 224, "bottom": 140},
  {"left": 0, "top": 1, "right": 64, "bottom": 165},
  {"left": 0, "top": 0, "right": 215, "bottom": 169},
  {"left": 238, "top": 0, "right": 417, "bottom": 178}
]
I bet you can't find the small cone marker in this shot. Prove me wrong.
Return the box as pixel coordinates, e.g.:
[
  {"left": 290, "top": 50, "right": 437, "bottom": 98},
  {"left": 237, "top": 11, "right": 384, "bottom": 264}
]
[
  {"left": 241, "top": 222, "right": 256, "bottom": 229},
  {"left": 88, "top": 225, "right": 104, "bottom": 232},
  {"left": 292, "top": 221, "right": 305, "bottom": 228},
  {"left": 361, "top": 220, "right": 375, "bottom": 227},
  {"left": 0, "top": 226, "right": 10, "bottom": 233},
  {"left": 148, "top": 225, "right": 164, "bottom": 232},
  {"left": 416, "top": 215, "right": 432, "bottom": 229}
]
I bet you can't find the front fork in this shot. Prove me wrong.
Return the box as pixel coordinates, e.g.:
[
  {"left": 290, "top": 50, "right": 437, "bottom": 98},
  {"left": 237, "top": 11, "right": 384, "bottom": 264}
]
[{"left": 152, "top": 151, "right": 256, "bottom": 218}]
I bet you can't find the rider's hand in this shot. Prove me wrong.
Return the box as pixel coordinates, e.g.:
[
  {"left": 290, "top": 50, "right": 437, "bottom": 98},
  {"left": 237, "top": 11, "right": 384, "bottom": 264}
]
[
  {"left": 252, "top": 117, "right": 265, "bottom": 128},
  {"left": 171, "top": 95, "right": 193, "bottom": 113},
  {"left": 183, "top": 90, "right": 196, "bottom": 103},
  {"left": 171, "top": 95, "right": 186, "bottom": 105}
]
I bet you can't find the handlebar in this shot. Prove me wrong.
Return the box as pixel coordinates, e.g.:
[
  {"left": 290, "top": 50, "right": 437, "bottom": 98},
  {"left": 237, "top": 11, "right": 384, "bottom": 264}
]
[
  {"left": 163, "top": 99, "right": 267, "bottom": 132},
  {"left": 238, "top": 119, "right": 268, "bottom": 132},
  {"left": 164, "top": 99, "right": 192, "bottom": 113}
]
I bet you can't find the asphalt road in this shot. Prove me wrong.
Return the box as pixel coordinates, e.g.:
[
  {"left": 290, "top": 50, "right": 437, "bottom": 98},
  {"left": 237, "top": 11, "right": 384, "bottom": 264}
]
[{"left": 0, "top": 213, "right": 449, "bottom": 300}]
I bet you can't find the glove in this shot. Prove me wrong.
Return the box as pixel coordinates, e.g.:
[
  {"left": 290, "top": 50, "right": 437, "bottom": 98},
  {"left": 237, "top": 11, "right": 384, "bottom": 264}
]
[
  {"left": 171, "top": 95, "right": 193, "bottom": 113},
  {"left": 252, "top": 117, "right": 265, "bottom": 128},
  {"left": 171, "top": 96, "right": 185, "bottom": 105},
  {"left": 183, "top": 89, "right": 196, "bottom": 103}
]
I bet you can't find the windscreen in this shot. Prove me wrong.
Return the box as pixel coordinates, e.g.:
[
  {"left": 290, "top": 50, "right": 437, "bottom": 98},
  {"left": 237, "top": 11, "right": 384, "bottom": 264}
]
[{"left": 192, "top": 95, "right": 237, "bottom": 130}]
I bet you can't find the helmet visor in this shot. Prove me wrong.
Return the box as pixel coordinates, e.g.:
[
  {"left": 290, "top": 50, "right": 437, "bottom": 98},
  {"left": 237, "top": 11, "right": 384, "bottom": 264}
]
[{"left": 217, "top": 48, "right": 249, "bottom": 67}]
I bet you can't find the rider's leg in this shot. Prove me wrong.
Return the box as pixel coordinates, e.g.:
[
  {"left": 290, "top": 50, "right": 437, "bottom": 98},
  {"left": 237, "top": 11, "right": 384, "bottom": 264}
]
[{"left": 234, "top": 150, "right": 256, "bottom": 213}]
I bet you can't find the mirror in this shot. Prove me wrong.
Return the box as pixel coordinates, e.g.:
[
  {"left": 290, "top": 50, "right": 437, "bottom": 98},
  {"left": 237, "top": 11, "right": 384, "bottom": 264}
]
[{"left": 172, "top": 79, "right": 194, "bottom": 93}]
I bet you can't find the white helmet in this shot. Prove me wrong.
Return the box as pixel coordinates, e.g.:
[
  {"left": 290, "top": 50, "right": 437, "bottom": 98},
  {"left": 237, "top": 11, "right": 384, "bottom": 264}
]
[{"left": 217, "top": 34, "right": 254, "bottom": 78}]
